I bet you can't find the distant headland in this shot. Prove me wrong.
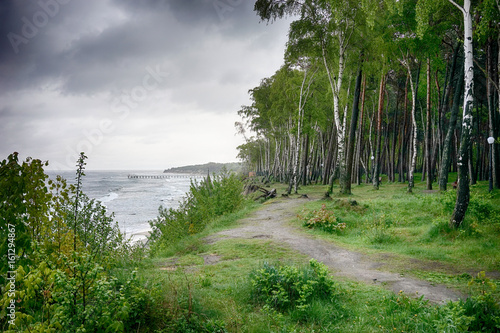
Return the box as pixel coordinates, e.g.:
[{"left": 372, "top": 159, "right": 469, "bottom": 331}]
[{"left": 163, "top": 162, "right": 242, "bottom": 174}]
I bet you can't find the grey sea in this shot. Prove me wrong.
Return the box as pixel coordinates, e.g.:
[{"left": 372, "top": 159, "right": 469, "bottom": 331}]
[{"left": 46, "top": 170, "right": 203, "bottom": 243}]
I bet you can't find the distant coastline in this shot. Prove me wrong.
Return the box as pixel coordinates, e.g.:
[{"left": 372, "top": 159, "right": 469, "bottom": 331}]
[{"left": 164, "top": 162, "right": 242, "bottom": 175}]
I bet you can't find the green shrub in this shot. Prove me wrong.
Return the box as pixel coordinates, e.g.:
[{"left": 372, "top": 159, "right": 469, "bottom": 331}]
[
  {"left": 149, "top": 169, "right": 243, "bottom": 251},
  {"left": 250, "top": 259, "right": 336, "bottom": 313},
  {"left": 460, "top": 271, "right": 500, "bottom": 332},
  {"left": 0, "top": 257, "right": 149, "bottom": 333},
  {"left": 298, "top": 204, "right": 346, "bottom": 233}
]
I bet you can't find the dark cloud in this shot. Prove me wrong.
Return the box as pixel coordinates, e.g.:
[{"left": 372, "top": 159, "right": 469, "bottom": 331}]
[
  {"left": 0, "top": 0, "right": 263, "bottom": 95},
  {"left": 0, "top": 0, "right": 291, "bottom": 169}
]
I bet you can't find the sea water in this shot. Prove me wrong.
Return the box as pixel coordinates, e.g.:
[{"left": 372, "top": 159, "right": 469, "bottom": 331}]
[{"left": 47, "top": 170, "right": 202, "bottom": 243}]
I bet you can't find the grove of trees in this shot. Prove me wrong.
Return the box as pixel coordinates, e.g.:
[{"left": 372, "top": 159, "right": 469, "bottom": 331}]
[{"left": 236, "top": 0, "right": 500, "bottom": 228}]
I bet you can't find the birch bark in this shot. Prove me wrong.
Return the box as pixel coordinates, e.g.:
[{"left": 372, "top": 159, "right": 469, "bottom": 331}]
[
  {"left": 401, "top": 57, "right": 418, "bottom": 193},
  {"left": 322, "top": 39, "right": 347, "bottom": 193},
  {"left": 373, "top": 74, "right": 386, "bottom": 190},
  {"left": 449, "top": 0, "right": 474, "bottom": 228}
]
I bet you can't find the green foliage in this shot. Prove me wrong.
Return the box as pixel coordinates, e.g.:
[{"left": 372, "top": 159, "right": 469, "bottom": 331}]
[
  {"left": 65, "top": 193, "right": 125, "bottom": 262},
  {"left": 250, "top": 259, "right": 336, "bottom": 315},
  {"left": 0, "top": 260, "right": 148, "bottom": 333},
  {"left": 149, "top": 169, "right": 243, "bottom": 251},
  {"left": 0, "top": 153, "right": 52, "bottom": 280},
  {"left": 298, "top": 204, "right": 346, "bottom": 233},
  {"left": 0, "top": 152, "right": 152, "bottom": 332},
  {"left": 360, "top": 285, "right": 499, "bottom": 333},
  {"left": 460, "top": 271, "right": 500, "bottom": 332},
  {"left": 51, "top": 262, "right": 147, "bottom": 333}
]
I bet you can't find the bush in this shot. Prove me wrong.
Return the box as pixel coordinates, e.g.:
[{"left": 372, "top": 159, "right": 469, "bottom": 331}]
[
  {"left": 149, "top": 169, "right": 243, "bottom": 251},
  {"left": 250, "top": 259, "right": 336, "bottom": 313},
  {"left": 298, "top": 204, "right": 346, "bottom": 233},
  {"left": 460, "top": 271, "right": 500, "bottom": 332}
]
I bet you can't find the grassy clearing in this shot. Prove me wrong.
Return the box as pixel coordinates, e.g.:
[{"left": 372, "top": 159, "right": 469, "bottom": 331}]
[
  {"left": 137, "top": 178, "right": 500, "bottom": 332},
  {"left": 298, "top": 181, "right": 500, "bottom": 275},
  {"left": 141, "top": 234, "right": 500, "bottom": 332}
]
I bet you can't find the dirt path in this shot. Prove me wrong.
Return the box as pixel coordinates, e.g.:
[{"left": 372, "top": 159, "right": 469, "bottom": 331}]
[{"left": 209, "top": 197, "right": 463, "bottom": 304}]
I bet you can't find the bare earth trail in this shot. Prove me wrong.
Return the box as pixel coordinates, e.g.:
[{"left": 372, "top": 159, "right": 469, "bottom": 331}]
[{"left": 210, "top": 197, "right": 463, "bottom": 304}]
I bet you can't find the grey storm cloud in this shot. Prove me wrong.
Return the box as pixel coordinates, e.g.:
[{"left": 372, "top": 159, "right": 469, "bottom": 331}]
[
  {"left": 1, "top": 0, "right": 257, "bottom": 93},
  {"left": 0, "top": 0, "right": 291, "bottom": 169}
]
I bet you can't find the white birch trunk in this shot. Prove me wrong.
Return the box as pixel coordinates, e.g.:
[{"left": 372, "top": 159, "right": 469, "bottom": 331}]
[
  {"left": 407, "top": 65, "right": 418, "bottom": 193},
  {"left": 291, "top": 66, "right": 316, "bottom": 193},
  {"left": 322, "top": 44, "right": 346, "bottom": 191},
  {"left": 449, "top": 0, "right": 474, "bottom": 227}
]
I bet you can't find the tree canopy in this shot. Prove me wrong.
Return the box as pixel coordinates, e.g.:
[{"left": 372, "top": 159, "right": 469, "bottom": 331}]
[{"left": 238, "top": 0, "right": 500, "bottom": 226}]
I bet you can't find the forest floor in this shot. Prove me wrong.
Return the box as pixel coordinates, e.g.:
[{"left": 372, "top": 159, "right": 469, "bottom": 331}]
[{"left": 205, "top": 194, "right": 463, "bottom": 304}]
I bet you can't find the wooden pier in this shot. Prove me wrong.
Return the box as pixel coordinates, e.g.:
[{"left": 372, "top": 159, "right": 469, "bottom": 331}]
[{"left": 127, "top": 174, "right": 196, "bottom": 179}]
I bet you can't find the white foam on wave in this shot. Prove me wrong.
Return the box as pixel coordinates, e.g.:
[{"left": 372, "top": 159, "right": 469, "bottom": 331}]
[{"left": 99, "top": 192, "right": 119, "bottom": 203}]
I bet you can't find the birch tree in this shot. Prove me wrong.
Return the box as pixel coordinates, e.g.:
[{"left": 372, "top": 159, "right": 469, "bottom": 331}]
[
  {"left": 448, "top": 0, "right": 475, "bottom": 228},
  {"left": 401, "top": 56, "right": 419, "bottom": 193},
  {"left": 288, "top": 60, "right": 318, "bottom": 194}
]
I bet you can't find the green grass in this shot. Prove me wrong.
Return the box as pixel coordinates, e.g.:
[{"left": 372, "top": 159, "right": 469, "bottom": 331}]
[
  {"left": 135, "top": 179, "right": 500, "bottom": 332},
  {"left": 297, "top": 181, "right": 500, "bottom": 275}
]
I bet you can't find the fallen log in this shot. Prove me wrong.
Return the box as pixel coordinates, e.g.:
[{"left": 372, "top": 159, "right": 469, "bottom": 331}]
[{"left": 254, "top": 187, "right": 277, "bottom": 201}]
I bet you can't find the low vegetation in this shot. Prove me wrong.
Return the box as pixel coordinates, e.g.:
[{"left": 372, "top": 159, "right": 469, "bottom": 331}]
[
  {"left": 0, "top": 153, "right": 149, "bottom": 332},
  {"left": 298, "top": 204, "right": 347, "bottom": 233},
  {"left": 149, "top": 168, "right": 244, "bottom": 255}
]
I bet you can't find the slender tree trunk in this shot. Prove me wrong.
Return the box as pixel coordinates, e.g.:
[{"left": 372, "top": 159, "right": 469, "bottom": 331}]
[
  {"left": 400, "top": 74, "right": 409, "bottom": 182},
  {"left": 450, "top": 0, "right": 474, "bottom": 229},
  {"left": 322, "top": 43, "right": 346, "bottom": 193},
  {"left": 405, "top": 60, "right": 420, "bottom": 193},
  {"left": 426, "top": 57, "right": 433, "bottom": 190},
  {"left": 487, "top": 38, "right": 498, "bottom": 188},
  {"left": 440, "top": 70, "right": 464, "bottom": 190},
  {"left": 439, "top": 43, "right": 464, "bottom": 175},
  {"left": 323, "top": 124, "right": 336, "bottom": 185},
  {"left": 367, "top": 109, "right": 375, "bottom": 183},
  {"left": 344, "top": 67, "right": 363, "bottom": 194},
  {"left": 302, "top": 132, "right": 310, "bottom": 186},
  {"left": 374, "top": 74, "right": 386, "bottom": 190},
  {"left": 469, "top": 144, "right": 476, "bottom": 185},
  {"left": 356, "top": 74, "right": 367, "bottom": 185},
  {"left": 435, "top": 69, "right": 443, "bottom": 172},
  {"left": 391, "top": 93, "right": 399, "bottom": 183}
]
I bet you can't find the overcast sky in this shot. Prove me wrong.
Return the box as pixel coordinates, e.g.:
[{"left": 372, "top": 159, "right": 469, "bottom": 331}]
[{"left": 0, "top": 0, "right": 290, "bottom": 170}]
